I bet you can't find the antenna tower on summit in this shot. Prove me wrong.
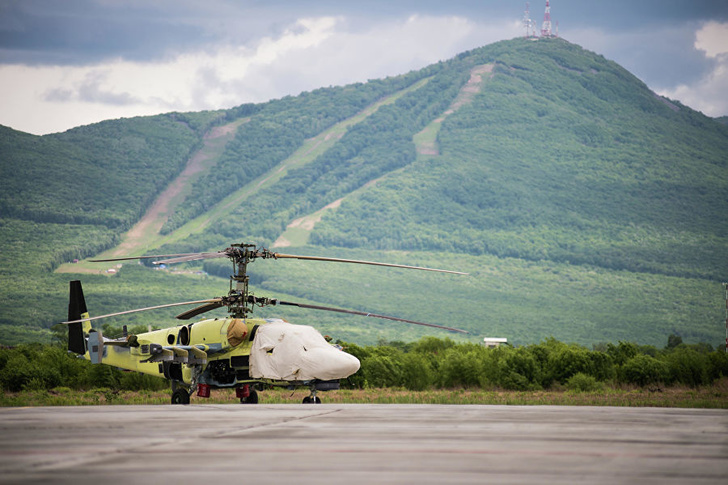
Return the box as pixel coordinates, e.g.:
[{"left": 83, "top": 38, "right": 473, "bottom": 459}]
[
  {"left": 523, "top": 3, "right": 536, "bottom": 38},
  {"left": 541, "top": 0, "right": 556, "bottom": 38}
]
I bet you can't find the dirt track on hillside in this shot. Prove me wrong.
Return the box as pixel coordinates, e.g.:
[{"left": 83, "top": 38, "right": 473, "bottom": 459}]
[
  {"left": 109, "top": 123, "right": 241, "bottom": 257},
  {"left": 107, "top": 68, "right": 493, "bottom": 256},
  {"left": 416, "top": 63, "right": 493, "bottom": 156}
]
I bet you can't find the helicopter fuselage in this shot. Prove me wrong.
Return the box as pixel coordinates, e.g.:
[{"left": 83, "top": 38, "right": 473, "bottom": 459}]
[{"left": 82, "top": 316, "right": 361, "bottom": 392}]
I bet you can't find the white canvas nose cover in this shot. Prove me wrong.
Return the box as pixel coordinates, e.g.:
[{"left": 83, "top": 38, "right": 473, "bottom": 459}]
[{"left": 249, "top": 320, "right": 361, "bottom": 381}]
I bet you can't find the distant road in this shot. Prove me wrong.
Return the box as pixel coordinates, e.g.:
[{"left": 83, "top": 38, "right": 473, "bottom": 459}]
[{"left": 1, "top": 404, "right": 726, "bottom": 484}]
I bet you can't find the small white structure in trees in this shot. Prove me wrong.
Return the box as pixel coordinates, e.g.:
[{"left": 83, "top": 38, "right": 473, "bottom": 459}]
[{"left": 483, "top": 337, "right": 508, "bottom": 348}]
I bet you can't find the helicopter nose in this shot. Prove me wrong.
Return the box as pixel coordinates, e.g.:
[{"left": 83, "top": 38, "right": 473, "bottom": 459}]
[
  {"left": 300, "top": 346, "right": 361, "bottom": 380},
  {"left": 330, "top": 348, "right": 361, "bottom": 377}
]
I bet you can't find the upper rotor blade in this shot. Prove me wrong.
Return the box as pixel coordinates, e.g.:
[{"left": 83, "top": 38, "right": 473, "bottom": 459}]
[
  {"left": 153, "top": 252, "right": 228, "bottom": 265},
  {"left": 175, "top": 301, "right": 225, "bottom": 320},
  {"left": 274, "top": 299, "right": 468, "bottom": 334},
  {"left": 60, "top": 298, "right": 222, "bottom": 325},
  {"left": 272, "top": 253, "right": 468, "bottom": 275},
  {"left": 89, "top": 253, "right": 205, "bottom": 263}
]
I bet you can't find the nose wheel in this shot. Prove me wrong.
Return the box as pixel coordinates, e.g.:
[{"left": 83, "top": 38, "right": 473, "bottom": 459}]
[{"left": 302, "top": 387, "right": 321, "bottom": 404}]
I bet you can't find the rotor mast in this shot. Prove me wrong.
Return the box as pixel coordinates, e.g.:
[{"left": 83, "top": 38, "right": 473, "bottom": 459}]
[{"left": 228, "top": 243, "right": 273, "bottom": 318}]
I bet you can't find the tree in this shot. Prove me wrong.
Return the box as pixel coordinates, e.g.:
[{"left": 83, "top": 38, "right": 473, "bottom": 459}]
[
  {"left": 666, "top": 334, "right": 683, "bottom": 350},
  {"left": 620, "top": 354, "right": 668, "bottom": 387}
]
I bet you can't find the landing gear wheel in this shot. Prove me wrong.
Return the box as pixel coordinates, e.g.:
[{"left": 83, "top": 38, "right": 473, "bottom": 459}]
[
  {"left": 240, "top": 389, "right": 258, "bottom": 404},
  {"left": 171, "top": 388, "right": 190, "bottom": 405},
  {"left": 302, "top": 396, "right": 321, "bottom": 404}
]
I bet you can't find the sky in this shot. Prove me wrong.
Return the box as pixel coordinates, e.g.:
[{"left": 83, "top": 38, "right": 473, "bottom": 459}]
[{"left": 1, "top": 0, "right": 727, "bottom": 135}]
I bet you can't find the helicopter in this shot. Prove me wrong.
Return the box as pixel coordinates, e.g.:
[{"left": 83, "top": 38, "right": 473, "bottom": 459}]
[{"left": 62, "top": 243, "right": 468, "bottom": 404}]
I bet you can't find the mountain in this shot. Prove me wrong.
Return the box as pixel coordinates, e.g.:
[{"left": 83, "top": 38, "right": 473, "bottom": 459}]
[{"left": 1, "top": 37, "right": 726, "bottom": 347}]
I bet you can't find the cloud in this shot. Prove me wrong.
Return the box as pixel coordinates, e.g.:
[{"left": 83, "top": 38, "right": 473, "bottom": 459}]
[
  {"left": 657, "top": 21, "right": 728, "bottom": 117},
  {"left": 0, "top": 16, "right": 340, "bottom": 134},
  {"left": 567, "top": 23, "right": 711, "bottom": 88},
  {"left": 44, "top": 70, "right": 141, "bottom": 105},
  {"left": 694, "top": 21, "right": 728, "bottom": 58},
  {"left": 0, "top": 13, "right": 520, "bottom": 135}
]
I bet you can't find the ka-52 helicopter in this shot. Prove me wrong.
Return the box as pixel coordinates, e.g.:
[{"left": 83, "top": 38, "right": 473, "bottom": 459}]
[{"left": 61, "top": 243, "right": 468, "bottom": 404}]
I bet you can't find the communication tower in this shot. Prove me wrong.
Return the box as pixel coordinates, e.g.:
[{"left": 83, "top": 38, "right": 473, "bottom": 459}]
[
  {"left": 541, "top": 0, "right": 556, "bottom": 38},
  {"left": 523, "top": 3, "right": 536, "bottom": 38}
]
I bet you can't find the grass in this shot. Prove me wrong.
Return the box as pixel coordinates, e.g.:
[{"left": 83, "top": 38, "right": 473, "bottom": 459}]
[{"left": 3, "top": 379, "right": 727, "bottom": 408}]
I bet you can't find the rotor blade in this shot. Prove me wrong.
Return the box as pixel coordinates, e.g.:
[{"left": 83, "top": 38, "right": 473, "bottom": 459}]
[
  {"left": 153, "top": 252, "right": 229, "bottom": 265},
  {"left": 271, "top": 253, "right": 468, "bottom": 275},
  {"left": 60, "top": 298, "right": 223, "bottom": 325},
  {"left": 175, "top": 301, "right": 225, "bottom": 320},
  {"left": 273, "top": 299, "right": 468, "bottom": 334},
  {"left": 89, "top": 253, "right": 205, "bottom": 263}
]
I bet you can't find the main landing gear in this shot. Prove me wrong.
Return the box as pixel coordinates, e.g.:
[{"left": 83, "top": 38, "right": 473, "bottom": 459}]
[{"left": 171, "top": 383, "right": 192, "bottom": 405}]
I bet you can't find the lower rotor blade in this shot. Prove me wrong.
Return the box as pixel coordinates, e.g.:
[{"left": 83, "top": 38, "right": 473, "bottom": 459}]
[
  {"left": 272, "top": 253, "right": 468, "bottom": 275},
  {"left": 176, "top": 301, "right": 225, "bottom": 320},
  {"left": 60, "top": 298, "right": 222, "bottom": 325},
  {"left": 274, "top": 300, "right": 468, "bottom": 334}
]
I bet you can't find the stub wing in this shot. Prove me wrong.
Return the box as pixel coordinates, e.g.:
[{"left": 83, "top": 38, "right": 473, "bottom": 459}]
[{"left": 135, "top": 344, "right": 208, "bottom": 365}]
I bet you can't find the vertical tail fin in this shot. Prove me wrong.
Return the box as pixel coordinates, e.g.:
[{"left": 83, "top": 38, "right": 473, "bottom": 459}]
[{"left": 67, "top": 280, "right": 90, "bottom": 354}]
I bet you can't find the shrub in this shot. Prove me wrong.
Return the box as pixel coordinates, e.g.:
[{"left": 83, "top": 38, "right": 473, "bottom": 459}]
[
  {"left": 495, "top": 347, "right": 542, "bottom": 390},
  {"left": 0, "top": 352, "right": 62, "bottom": 391},
  {"left": 566, "top": 373, "right": 603, "bottom": 392},
  {"left": 411, "top": 336, "right": 456, "bottom": 355},
  {"left": 664, "top": 348, "right": 709, "bottom": 387},
  {"left": 620, "top": 354, "right": 669, "bottom": 387},
  {"left": 707, "top": 351, "right": 728, "bottom": 381},
  {"left": 85, "top": 364, "right": 121, "bottom": 389},
  {"left": 548, "top": 345, "right": 593, "bottom": 384},
  {"left": 589, "top": 351, "right": 616, "bottom": 382},
  {"left": 606, "top": 341, "right": 639, "bottom": 366},
  {"left": 1, "top": 354, "right": 35, "bottom": 391},
  {"left": 400, "top": 353, "right": 435, "bottom": 391},
  {"left": 119, "top": 372, "right": 167, "bottom": 391},
  {"left": 437, "top": 347, "right": 484, "bottom": 388},
  {"left": 362, "top": 354, "right": 403, "bottom": 388}
]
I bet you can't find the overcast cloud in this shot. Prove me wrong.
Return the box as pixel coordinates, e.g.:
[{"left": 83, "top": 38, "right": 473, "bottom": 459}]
[{"left": 0, "top": 0, "right": 726, "bottom": 135}]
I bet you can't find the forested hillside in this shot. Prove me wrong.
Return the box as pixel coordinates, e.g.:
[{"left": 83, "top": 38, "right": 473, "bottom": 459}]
[
  {"left": 0, "top": 37, "right": 726, "bottom": 347},
  {"left": 310, "top": 40, "right": 728, "bottom": 281}
]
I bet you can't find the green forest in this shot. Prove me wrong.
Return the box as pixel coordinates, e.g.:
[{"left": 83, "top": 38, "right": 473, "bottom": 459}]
[{"left": 0, "top": 37, "right": 726, "bottom": 353}]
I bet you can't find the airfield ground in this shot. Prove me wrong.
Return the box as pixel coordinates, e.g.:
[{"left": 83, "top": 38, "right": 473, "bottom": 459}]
[{"left": 1, "top": 404, "right": 726, "bottom": 484}]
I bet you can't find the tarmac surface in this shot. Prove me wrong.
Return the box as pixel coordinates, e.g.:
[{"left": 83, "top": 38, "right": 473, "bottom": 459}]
[{"left": 1, "top": 404, "right": 727, "bottom": 484}]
